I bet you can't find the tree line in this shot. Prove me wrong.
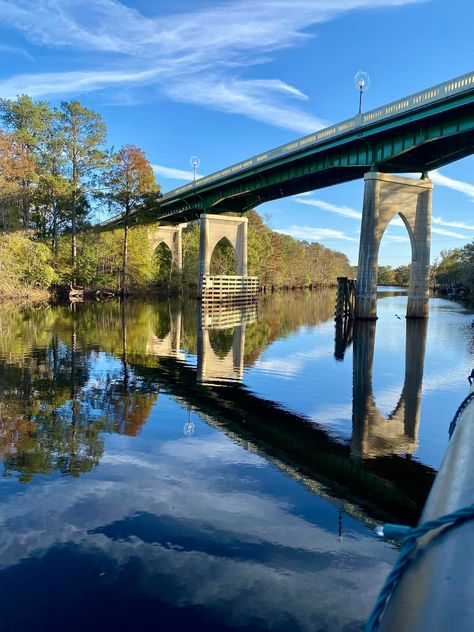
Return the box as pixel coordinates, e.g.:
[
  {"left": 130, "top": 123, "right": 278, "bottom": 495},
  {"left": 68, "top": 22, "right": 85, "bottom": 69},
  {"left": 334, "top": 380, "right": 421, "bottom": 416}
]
[
  {"left": 0, "top": 94, "right": 352, "bottom": 299},
  {"left": 431, "top": 245, "right": 474, "bottom": 291}
]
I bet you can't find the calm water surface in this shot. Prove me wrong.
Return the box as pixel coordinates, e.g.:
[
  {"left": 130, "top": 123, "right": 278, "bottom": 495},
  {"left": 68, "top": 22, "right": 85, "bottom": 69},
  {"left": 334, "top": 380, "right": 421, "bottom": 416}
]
[{"left": 0, "top": 289, "right": 472, "bottom": 631}]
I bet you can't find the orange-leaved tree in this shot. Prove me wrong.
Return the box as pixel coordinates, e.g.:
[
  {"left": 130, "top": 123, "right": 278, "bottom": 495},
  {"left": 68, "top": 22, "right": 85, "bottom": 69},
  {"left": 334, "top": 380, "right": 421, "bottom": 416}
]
[{"left": 106, "top": 145, "right": 160, "bottom": 293}]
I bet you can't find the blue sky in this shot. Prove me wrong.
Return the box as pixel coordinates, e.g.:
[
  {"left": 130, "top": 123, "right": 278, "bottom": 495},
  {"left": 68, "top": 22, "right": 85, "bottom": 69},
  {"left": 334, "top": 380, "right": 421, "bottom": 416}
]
[{"left": 0, "top": 0, "right": 473, "bottom": 265}]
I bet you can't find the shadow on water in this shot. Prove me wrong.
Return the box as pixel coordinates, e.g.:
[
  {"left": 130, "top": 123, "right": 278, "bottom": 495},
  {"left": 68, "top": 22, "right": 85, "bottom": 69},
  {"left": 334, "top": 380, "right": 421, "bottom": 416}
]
[{"left": 0, "top": 293, "right": 435, "bottom": 524}]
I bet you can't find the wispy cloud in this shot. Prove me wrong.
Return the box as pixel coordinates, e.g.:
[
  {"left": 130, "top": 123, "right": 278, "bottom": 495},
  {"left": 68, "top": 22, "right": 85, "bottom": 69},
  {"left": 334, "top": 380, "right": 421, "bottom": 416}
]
[
  {"left": 295, "top": 197, "right": 362, "bottom": 219},
  {"left": 431, "top": 227, "right": 470, "bottom": 239},
  {"left": 296, "top": 194, "right": 473, "bottom": 235},
  {"left": 0, "top": 43, "right": 34, "bottom": 61},
  {"left": 0, "top": 0, "right": 422, "bottom": 132},
  {"left": 432, "top": 216, "right": 474, "bottom": 230},
  {"left": 383, "top": 235, "right": 410, "bottom": 243},
  {"left": 276, "top": 226, "right": 357, "bottom": 241},
  {"left": 431, "top": 170, "right": 474, "bottom": 201},
  {"left": 152, "top": 164, "right": 201, "bottom": 182},
  {"left": 0, "top": 68, "right": 160, "bottom": 100},
  {"left": 165, "top": 78, "right": 325, "bottom": 134}
]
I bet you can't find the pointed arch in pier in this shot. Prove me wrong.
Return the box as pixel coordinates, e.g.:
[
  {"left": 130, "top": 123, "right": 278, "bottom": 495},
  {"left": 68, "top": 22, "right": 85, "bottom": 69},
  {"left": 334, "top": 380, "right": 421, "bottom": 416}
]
[{"left": 355, "top": 172, "right": 433, "bottom": 319}]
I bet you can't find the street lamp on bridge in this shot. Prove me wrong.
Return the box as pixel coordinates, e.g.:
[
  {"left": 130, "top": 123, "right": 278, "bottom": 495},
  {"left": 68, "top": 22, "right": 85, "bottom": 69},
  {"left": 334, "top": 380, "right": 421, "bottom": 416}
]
[
  {"left": 190, "top": 155, "right": 201, "bottom": 181},
  {"left": 354, "top": 71, "right": 370, "bottom": 114}
]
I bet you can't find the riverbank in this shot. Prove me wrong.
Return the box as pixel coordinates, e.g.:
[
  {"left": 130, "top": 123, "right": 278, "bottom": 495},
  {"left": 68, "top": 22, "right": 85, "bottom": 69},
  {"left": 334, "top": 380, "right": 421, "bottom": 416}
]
[{"left": 0, "top": 287, "right": 50, "bottom": 304}]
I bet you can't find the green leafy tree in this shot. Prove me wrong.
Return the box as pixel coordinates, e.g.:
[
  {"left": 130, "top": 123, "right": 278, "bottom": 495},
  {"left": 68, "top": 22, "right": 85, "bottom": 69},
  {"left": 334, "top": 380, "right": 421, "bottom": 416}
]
[{"left": 58, "top": 100, "right": 106, "bottom": 278}]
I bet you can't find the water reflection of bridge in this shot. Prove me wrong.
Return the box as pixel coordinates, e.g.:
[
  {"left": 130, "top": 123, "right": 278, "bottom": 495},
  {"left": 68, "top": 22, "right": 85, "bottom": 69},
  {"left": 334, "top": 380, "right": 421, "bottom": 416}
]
[
  {"left": 352, "top": 319, "right": 428, "bottom": 459},
  {"left": 124, "top": 300, "right": 434, "bottom": 524},
  {"left": 198, "top": 304, "right": 257, "bottom": 384},
  {"left": 144, "top": 300, "right": 428, "bottom": 461}
]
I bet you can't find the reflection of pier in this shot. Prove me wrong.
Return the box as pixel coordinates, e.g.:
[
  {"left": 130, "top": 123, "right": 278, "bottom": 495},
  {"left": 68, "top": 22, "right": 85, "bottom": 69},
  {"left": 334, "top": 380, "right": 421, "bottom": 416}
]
[
  {"left": 352, "top": 319, "right": 428, "bottom": 459},
  {"left": 197, "top": 304, "right": 257, "bottom": 385},
  {"left": 334, "top": 316, "right": 354, "bottom": 360},
  {"left": 146, "top": 307, "right": 184, "bottom": 360}
]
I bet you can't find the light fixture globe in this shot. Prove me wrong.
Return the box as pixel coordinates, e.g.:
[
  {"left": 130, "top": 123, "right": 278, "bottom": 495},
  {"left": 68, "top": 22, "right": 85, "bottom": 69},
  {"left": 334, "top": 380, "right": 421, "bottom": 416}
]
[
  {"left": 189, "top": 155, "right": 201, "bottom": 181},
  {"left": 354, "top": 71, "right": 370, "bottom": 114},
  {"left": 354, "top": 71, "right": 370, "bottom": 92}
]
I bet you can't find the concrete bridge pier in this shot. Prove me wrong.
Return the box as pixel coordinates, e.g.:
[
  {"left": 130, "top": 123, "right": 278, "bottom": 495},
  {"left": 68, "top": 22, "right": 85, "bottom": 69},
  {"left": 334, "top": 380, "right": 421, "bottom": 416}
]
[
  {"left": 148, "top": 224, "right": 187, "bottom": 272},
  {"left": 355, "top": 172, "right": 433, "bottom": 319},
  {"left": 198, "top": 214, "right": 258, "bottom": 302},
  {"left": 199, "top": 214, "right": 248, "bottom": 279}
]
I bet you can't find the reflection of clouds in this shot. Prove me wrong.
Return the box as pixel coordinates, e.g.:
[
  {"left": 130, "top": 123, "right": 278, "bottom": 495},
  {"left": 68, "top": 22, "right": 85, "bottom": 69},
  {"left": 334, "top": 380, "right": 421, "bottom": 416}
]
[
  {"left": 161, "top": 435, "right": 266, "bottom": 466},
  {"left": 0, "top": 430, "right": 396, "bottom": 630},
  {"left": 254, "top": 346, "right": 333, "bottom": 378},
  {"left": 311, "top": 402, "right": 352, "bottom": 430}
]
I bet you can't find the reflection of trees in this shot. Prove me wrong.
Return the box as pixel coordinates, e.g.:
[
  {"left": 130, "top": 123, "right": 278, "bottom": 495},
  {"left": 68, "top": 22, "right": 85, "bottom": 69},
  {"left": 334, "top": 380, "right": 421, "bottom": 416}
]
[
  {"left": 0, "top": 301, "right": 161, "bottom": 482},
  {"left": 0, "top": 290, "right": 336, "bottom": 483}
]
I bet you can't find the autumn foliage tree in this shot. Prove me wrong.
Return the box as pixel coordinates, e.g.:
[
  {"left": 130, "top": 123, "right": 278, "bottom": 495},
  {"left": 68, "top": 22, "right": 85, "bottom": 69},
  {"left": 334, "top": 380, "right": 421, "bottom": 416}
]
[
  {"left": 105, "top": 145, "right": 160, "bottom": 293},
  {"left": 0, "top": 130, "right": 35, "bottom": 229}
]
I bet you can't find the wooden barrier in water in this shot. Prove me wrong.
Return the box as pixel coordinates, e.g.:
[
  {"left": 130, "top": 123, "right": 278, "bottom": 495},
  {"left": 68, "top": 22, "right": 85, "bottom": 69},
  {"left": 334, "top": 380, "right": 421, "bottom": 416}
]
[
  {"left": 200, "top": 275, "right": 259, "bottom": 305},
  {"left": 335, "top": 277, "right": 356, "bottom": 320}
]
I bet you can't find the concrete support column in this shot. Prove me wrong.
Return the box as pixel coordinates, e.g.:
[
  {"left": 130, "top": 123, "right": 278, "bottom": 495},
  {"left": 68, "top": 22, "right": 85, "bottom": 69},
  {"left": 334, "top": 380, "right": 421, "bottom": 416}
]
[
  {"left": 198, "top": 213, "right": 249, "bottom": 286},
  {"left": 239, "top": 218, "right": 248, "bottom": 276},
  {"left": 198, "top": 215, "right": 211, "bottom": 292},
  {"left": 148, "top": 223, "right": 186, "bottom": 273},
  {"left": 355, "top": 172, "right": 433, "bottom": 320},
  {"left": 355, "top": 177, "right": 381, "bottom": 319},
  {"left": 174, "top": 226, "right": 183, "bottom": 272},
  {"left": 406, "top": 187, "right": 432, "bottom": 318}
]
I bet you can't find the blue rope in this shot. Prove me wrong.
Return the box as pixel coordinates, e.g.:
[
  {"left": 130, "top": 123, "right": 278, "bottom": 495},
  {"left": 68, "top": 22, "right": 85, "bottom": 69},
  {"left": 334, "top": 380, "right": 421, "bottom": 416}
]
[
  {"left": 448, "top": 391, "right": 474, "bottom": 439},
  {"left": 365, "top": 504, "right": 474, "bottom": 631}
]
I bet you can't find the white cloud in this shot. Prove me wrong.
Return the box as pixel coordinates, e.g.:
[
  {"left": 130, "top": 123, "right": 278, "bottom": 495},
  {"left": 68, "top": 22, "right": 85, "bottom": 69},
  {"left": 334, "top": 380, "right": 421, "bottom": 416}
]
[
  {"left": 276, "top": 226, "right": 357, "bottom": 241},
  {"left": 431, "top": 227, "right": 470, "bottom": 239},
  {"left": 296, "top": 197, "right": 362, "bottom": 219},
  {"left": 432, "top": 216, "right": 474, "bottom": 230},
  {"left": 383, "top": 235, "right": 410, "bottom": 243},
  {"left": 164, "top": 77, "right": 325, "bottom": 133},
  {"left": 0, "top": 68, "right": 160, "bottom": 100},
  {"left": 152, "top": 164, "right": 201, "bottom": 182},
  {"left": 295, "top": 195, "right": 473, "bottom": 238},
  {"left": 430, "top": 170, "right": 474, "bottom": 201}
]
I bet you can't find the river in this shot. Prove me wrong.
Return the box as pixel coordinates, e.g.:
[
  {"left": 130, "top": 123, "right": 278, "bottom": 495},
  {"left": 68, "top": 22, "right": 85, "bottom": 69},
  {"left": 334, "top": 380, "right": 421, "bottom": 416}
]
[{"left": 0, "top": 289, "right": 471, "bottom": 631}]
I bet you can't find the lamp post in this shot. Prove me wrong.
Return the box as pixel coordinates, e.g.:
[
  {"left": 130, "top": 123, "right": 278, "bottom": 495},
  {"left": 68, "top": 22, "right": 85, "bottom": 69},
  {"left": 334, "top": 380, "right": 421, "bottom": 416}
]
[
  {"left": 190, "top": 155, "right": 200, "bottom": 181},
  {"left": 354, "top": 71, "right": 370, "bottom": 114}
]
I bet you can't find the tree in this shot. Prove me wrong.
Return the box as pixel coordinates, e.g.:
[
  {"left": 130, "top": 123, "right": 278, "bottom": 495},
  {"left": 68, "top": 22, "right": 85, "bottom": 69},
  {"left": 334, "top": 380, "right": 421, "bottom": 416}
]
[
  {"left": 0, "top": 130, "right": 35, "bottom": 230},
  {"left": 394, "top": 265, "right": 411, "bottom": 286},
  {"left": 377, "top": 266, "right": 395, "bottom": 285},
  {"left": 0, "top": 95, "right": 52, "bottom": 227},
  {"left": 58, "top": 100, "right": 106, "bottom": 278},
  {"left": 105, "top": 144, "right": 159, "bottom": 293},
  {"left": 32, "top": 110, "right": 70, "bottom": 254}
]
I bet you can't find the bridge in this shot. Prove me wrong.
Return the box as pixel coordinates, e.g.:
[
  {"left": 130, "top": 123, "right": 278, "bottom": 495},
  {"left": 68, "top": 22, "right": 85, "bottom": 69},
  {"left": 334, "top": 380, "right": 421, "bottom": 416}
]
[{"left": 103, "top": 71, "right": 474, "bottom": 314}]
